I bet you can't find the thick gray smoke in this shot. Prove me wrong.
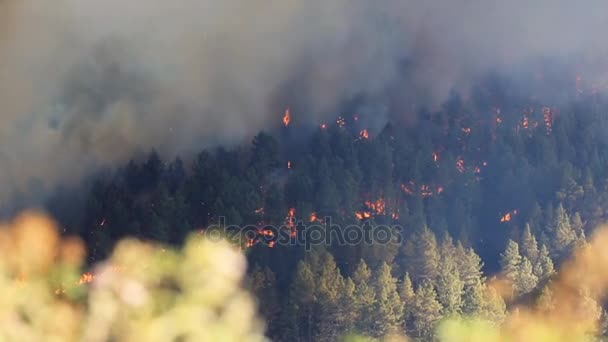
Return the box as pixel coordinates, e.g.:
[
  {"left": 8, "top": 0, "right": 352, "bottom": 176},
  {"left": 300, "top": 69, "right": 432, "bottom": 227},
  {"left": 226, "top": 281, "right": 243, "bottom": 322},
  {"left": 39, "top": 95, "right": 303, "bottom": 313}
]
[{"left": 1, "top": 0, "right": 607, "bottom": 204}]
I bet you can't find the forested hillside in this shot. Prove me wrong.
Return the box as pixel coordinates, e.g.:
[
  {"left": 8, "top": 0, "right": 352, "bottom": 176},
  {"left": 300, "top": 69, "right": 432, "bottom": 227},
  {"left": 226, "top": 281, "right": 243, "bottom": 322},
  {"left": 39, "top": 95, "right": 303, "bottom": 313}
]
[{"left": 36, "top": 79, "right": 608, "bottom": 340}]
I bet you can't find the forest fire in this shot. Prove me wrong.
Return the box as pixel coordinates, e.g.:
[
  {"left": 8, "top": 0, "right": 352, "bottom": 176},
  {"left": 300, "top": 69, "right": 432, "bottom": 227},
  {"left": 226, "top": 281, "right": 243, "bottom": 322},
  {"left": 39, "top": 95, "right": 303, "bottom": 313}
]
[
  {"left": 433, "top": 152, "right": 439, "bottom": 162},
  {"left": 286, "top": 208, "right": 296, "bottom": 237},
  {"left": 78, "top": 272, "right": 94, "bottom": 285},
  {"left": 287, "top": 161, "right": 292, "bottom": 169},
  {"left": 336, "top": 116, "right": 346, "bottom": 128},
  {"left": 359, "top": 129, "right": 369, "bottom": 140},
  {"left": 309, "top": 212, "right": 321, "bottom": 223},
  {"left": 543, "top": 107, "right": 553, "bottom": 134},
  {"left": 365, "top": 198, "right": 386, "bottom": 215},
  {"left": 355, "top": 211, "right": 372, "bottom": 220},
  {"left": 282, "top": 109, "right": 291, "bottom": 127},
  {"left": 401, "top": 182, "right": 444, "bottom": 197},
  {"left": 456, "top": 157, "right": 465, "bottom": 173},
  {"left": 462, "top": 127, "right": 471, "bottom": 135},
  {"left": 500, "top": 209, "right": 519, "bottom": 223}
]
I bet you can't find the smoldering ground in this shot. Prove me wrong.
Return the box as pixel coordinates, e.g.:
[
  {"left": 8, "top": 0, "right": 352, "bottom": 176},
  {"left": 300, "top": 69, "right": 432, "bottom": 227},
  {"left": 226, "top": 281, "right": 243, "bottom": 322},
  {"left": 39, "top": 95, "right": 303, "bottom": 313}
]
[{"left": 1, "top": 0, "right": 608, "bottom": 204}]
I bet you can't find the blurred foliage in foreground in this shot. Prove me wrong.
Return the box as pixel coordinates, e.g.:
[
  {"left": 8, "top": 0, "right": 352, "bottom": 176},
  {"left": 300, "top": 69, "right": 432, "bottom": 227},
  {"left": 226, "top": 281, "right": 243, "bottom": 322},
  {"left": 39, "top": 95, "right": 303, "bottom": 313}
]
[{"left": 0, "top": 212, "right": 265, "bottom": 342}]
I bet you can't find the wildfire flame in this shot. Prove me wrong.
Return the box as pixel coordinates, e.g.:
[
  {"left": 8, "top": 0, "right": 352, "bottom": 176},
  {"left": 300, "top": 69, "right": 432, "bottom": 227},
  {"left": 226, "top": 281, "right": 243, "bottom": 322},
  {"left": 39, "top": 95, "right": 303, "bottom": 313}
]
[
  {"left": 365, "top": 198, "right": 386, "bottom": 215},
  {"left": 543, "top": 107, "right": 553, "bottom": 134},
  {"left": 500, "top": 209, "right": 519, "bottom": 223},
  {"left": 462, "top": 127, "right": 471, "bottom": 135},
  {"left": 287, "top": 161, "right": 291, "bottom": 169},
  {"left": 309, "top": 212, "right": 320, "bottom": 223},
  {"left": 286, "top": 208, "right": 296, "bottom": 238},
  {"left": 359, "top": 129, "right": 369, "bottom": 140},
  {"left": 78, "top": 272, "right": 94, "bottom": 285},
  {"left": 433, "top": 152, "right": 439, "bottom": 162},
  {"left": 456, "top": 157, "right": 465, "bottom": 173},
  {"left": 355, "top": 211, "right": 372, "bottom": 220},
  {"left": 282, "top": 108, "right": 291, "bottom": 127},
  {"left": 336, "top": 116, "right": 346, "bottom": 128}
]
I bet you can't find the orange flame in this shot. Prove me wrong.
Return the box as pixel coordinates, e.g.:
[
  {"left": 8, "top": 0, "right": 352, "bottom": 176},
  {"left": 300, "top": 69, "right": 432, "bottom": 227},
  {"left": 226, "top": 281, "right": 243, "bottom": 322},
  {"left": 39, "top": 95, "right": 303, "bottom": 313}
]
[
  {"left": 78, "top": 272, "right": 94, "bottom": 285},
  {"left": 500, "top": 209, "right": 519, "bottom": 223},
  {"left": 282, "top": 108, "right": 291, "bottom": 127},
  {"left": 359, "top": 129, "right": 369, "bottom": 140},
  {"left": 309, "top": 212, "right": 320, "bottom": 223},
  {"left": 543, "top": 107, "right": 553, "bottom": 134},
  {"left": 456, "top": 157, "right": 465, "bottom": 173},
  {"left": 286, "top": 208, "right": 296, "bottom": 238},
  {"left": 433, "top": 152, "right": 439, "bottom": 162},
  {"left": 355, "top": 211, "right": 372, "bottom": 220},
  {"left": 287, "top": 161, "right": 291, "bottom": 169}
]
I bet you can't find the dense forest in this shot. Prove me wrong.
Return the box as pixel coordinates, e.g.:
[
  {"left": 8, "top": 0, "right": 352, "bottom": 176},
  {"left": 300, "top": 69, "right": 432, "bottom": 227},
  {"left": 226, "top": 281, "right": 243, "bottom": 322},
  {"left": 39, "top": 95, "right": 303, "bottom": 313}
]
[{"left": 33, "top": 76, "right": 608, "bottom": 340}]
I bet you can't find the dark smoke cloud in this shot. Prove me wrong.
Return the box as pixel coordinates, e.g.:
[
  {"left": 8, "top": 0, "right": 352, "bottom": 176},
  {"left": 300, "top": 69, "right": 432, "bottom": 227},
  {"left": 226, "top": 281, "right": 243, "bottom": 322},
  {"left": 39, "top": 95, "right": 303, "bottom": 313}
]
[{"left": 1, "top": 0, "right": 607, "bottom": 204}]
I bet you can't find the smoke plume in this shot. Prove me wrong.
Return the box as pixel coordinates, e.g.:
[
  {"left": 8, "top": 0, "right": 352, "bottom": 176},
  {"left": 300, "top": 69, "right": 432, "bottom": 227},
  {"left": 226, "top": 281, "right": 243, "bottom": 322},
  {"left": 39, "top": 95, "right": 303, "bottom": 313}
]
[{"left": 1, "top": 0, "right": 607, "bottom": 203}]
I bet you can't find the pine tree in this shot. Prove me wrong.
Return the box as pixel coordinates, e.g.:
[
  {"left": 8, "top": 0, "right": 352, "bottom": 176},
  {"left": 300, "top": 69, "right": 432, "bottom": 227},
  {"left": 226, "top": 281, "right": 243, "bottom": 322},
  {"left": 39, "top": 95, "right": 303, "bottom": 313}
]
[
  {"left": 399, "top": 273, "right": 415, "bottom": 334},
  {"left": 521, "top": 223, "right": 539, "bottom": 262},
  {"left": 462, "top": 277, "right": 484, "bottom": 316},
  {"left": 500, "top": 239, "right": 522, "bottom": 287},
  {"left": 552, "top": 203, "right": 576, "bottom": 256},
  {"left": 315, "top": 253, "right": 346, "bottom": 342},
  {"left": 515, "top": 256, "right": 538, "bottom": 295},
  {"left": 290, "top": 260, "right": 316, "bottom": 341},
  {"left": 570, "top": 212, "right": 584, "bottom": 235},
  {"left": 534, "top": 244, "right": 555, "bottom": 280},
  {"left": 412, "top": 226, "right": 440, "bottom": 283},
  {"left": 436, "top": 252, "right": 464, "bottom": 316},
  {"left": 248, "top": 264, "right": 280, "bottom": 333},
  {"left": 370, "top": 262, "right": 404, "bottom": 337},
  {"left": 352, "top": 259, "right": 376, "bottom": 335},
  {"left": 482, "top": 285, "right": 506, "bottom": 324},
  {"left": 412, "top": 280, "right": 443, "bottom": 339}
]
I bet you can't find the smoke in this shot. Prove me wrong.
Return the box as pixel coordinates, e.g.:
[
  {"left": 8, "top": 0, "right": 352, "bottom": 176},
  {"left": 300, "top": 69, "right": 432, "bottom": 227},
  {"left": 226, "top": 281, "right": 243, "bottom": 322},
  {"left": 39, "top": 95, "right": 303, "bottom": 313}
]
[
  {"left": 1, "top": 0, "right": 608, "bottom": 203},
  {"left": 440, "top": 225, "right": 608, "bottom": 341}
]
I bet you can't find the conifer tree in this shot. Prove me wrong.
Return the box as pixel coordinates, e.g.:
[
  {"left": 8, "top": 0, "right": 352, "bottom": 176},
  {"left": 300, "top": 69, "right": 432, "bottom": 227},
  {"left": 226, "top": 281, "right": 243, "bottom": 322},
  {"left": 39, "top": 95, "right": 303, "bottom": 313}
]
[
  {"left": 534, "top": 244, "right": 556, "bottom": 280},
  {"left": 370, "top": 262, "right": 404, "bottom": 337},
  {"left": 521, "top": 223, "right": 539, "bottom": 262},
  {"left": 412, "top": 226, "right": 440, "bottom": 283},
  {"left": 399, "top": 273, "right": 415, "bottom": 334},
  {"left": 412, "top": 280, "right": 443, "bottom": 339},
  {"left": 436, "top": 252, "right": 464, "bottom": 316},
  {"left": 352, "top": 259, "right": 376, "bottom": 335},
  {"left": 500, "top": 239, "right": 522, "bottom": 285},
  {"left": 552, "top": 203, "right": 577, "bottom": 256},
  {"left": 462, "top": 277, "right": 484, "bottom": 316},
  {"left": 516, "top": 256, "right": 538, "bottom": 295}
]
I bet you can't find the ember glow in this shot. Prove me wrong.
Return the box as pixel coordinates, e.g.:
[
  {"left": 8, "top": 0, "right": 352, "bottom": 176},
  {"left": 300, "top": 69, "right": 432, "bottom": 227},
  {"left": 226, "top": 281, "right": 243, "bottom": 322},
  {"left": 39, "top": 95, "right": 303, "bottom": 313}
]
[
  {"left": 286, "top": 208, "right": 296, "bottom": 238},
  {"left": 433, "top": 152, "right": 439, "bottom": 163},
  {"left": 282, "top": 108, "right": 291, "bottom": 127},
  {"left": 500, "top": 209, "right": 519, "bottom": 223},
  {"left": 543, "top": 107, "right": 554, "bottom": 134},
  {"left": 78, "top": 272, "right": 94, "bottom": 285},
  {"left": 456, "top": 157, "right": 465, "bottom": 173},
  {"left": 359, "top": 129, "right": 369, "bottom": 140}
]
